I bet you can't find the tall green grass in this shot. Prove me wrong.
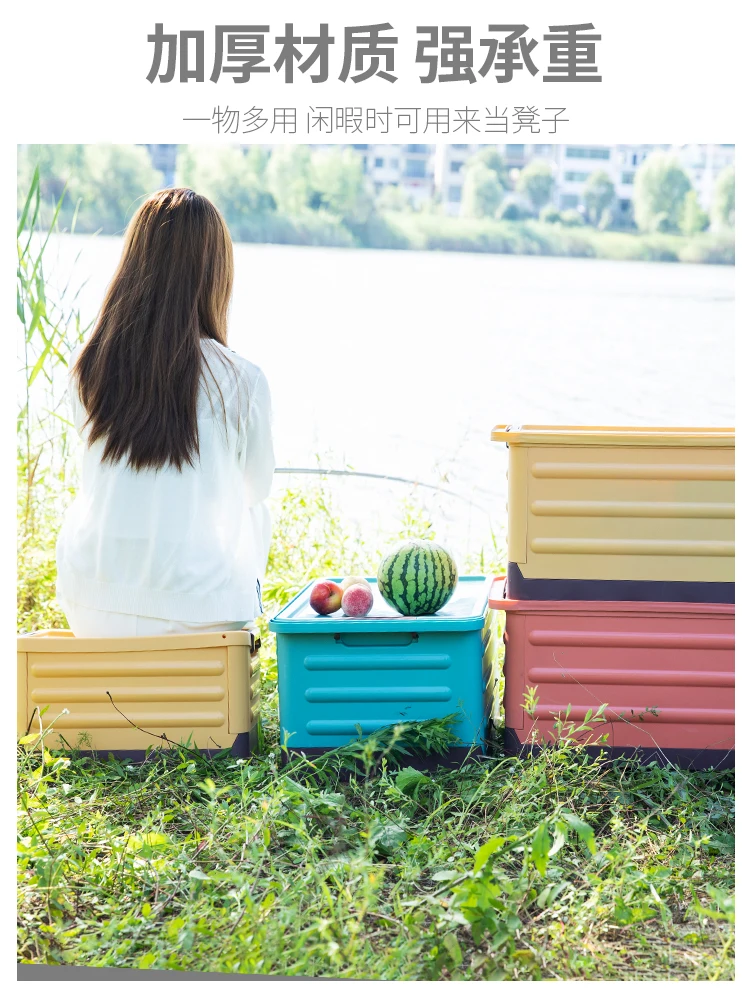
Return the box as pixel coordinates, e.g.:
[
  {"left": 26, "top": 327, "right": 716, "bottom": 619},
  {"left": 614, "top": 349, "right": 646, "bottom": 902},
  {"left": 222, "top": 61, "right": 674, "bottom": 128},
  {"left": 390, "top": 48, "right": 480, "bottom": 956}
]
[{"left": 17, "top": 167, "right": 90, "bottom": 632}]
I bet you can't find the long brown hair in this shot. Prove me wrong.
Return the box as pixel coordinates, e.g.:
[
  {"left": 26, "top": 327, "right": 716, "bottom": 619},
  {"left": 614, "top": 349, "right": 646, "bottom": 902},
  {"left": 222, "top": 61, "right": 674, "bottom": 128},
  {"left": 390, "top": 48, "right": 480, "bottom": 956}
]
[{"left": 73, "top": 187, "right": 234, "bottom": 471}]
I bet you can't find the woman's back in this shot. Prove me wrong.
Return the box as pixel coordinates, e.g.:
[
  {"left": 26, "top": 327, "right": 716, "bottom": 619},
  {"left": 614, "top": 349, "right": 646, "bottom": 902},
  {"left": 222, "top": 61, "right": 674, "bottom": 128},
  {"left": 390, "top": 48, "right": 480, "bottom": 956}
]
[
  {"left": 57, "top": 338, "right": 274, "bottom": 624},
  {"left": 54, "top": 188, "right": 275, "bottom": 634}
]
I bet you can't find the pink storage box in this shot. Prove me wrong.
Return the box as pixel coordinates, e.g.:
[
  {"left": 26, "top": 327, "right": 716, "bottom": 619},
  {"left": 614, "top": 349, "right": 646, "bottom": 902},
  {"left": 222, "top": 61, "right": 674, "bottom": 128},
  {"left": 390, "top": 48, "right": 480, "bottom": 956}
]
[{"left": 489, "top": 579, "right": 734, "bottom": 769}]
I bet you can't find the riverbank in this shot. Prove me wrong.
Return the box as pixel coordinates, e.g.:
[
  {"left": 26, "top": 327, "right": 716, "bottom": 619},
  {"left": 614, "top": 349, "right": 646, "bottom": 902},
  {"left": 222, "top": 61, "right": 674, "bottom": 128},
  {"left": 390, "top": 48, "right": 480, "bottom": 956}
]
[
  {"left": 46, "top": 207, "right": 735, "bottom": 265},
  {"left": 380, "top": 214, "right": 735, "bottom": 265},
  {"left": 206, "top": 211, "right": 735, "bottom": 265}
]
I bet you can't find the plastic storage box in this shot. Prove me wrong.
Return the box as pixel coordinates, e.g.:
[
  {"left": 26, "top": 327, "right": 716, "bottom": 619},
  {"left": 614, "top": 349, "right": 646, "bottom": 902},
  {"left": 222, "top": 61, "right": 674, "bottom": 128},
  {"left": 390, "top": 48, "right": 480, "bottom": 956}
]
[
  {"left": 491, "top": 425, "right": 735, "bottom": 603},
  {"left": 269, "top": 577, "right": 498, "bottom": 762},
  {"left": 17, "top": 629, "right": 261, "bottom": 759},
  {"left": 490, "top": 580, "right": 734, "bottom": 769}
]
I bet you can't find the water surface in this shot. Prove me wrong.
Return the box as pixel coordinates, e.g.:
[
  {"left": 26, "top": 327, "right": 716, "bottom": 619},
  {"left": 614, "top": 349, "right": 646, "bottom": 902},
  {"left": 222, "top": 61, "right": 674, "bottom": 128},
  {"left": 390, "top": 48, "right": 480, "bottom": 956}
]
[{"left": 43, "top": 236, "right": 735, "bottom": 561}]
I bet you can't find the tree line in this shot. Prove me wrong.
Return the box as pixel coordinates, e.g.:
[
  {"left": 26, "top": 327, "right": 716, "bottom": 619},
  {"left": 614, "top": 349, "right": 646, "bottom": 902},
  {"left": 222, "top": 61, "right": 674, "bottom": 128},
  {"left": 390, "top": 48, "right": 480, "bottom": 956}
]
[{"left": 17, "top": 143, "right": 735, "bottom": 244}]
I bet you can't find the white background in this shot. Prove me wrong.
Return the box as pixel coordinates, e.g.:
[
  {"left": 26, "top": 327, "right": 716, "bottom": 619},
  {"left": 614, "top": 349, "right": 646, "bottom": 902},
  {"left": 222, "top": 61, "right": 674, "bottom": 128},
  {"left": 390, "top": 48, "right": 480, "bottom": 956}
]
[{"left": 6, "top": 0, "right": 745, "bottom": 144}]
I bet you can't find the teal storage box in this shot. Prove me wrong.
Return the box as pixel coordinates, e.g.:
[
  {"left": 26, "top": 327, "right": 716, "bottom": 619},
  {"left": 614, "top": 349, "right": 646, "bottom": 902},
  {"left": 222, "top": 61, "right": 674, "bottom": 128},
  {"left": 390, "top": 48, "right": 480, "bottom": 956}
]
[{"left": 269, "top": 576, "right": 498, "bottom": 761}]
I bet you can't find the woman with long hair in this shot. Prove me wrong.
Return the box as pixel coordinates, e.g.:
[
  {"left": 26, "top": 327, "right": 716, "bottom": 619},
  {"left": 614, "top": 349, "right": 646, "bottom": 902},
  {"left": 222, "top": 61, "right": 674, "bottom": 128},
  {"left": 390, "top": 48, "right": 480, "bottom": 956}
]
[{"left": 56, "top": 188, "right": 275, "bottom": 637}]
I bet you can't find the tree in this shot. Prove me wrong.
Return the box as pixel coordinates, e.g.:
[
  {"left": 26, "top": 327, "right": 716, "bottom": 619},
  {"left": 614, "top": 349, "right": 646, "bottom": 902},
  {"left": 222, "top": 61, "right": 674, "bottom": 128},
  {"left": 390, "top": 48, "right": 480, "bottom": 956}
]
[
  {"left": 583, "top": 170, "right": 615, "bottom": 226},
  {"left": 70, "top": 145, "right": 162, "bottom": 232},
  {"left": 376, "top": 184, "right": 412, "bottom": 212},
  {"left": 17, "top": 144, "right": 87, "bottom": 209},
  {"left": 539, "top": 204, "right": 561, "bottom": 224},
  {"left": 712, "top": 165, "right": 735, "bottom": 230},
  {"left": 176, "top": 146, "right": 274, "bottom": 225},
  {"left": 266, "top": 146, "right": 314, "bottom": 214},
  {"left": 461, "top": 163, "right": 504, "bottom": 218},
  {"left": 310, "top": 147, "right": 374, "bottom": 224},
  {"left": 679, "top": 190, "right": 709, "bottom": 236},
  {"left": 633, "top": 153, "right": 692, "bottom": 233},
  {"left": 560, "top": 209, "right": 584, "bottom": 227},
  {"left": 516, "top": 160, "right": 555, "bottom": 214},
  {"left": 471, "top": 147, "right": 510, "bottom": 189}
]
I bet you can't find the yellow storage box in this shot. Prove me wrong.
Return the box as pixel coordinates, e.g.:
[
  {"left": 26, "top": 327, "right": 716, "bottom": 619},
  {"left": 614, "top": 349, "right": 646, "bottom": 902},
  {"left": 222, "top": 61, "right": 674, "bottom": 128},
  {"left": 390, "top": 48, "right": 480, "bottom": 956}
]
[
  {"left": 491, "top": 425, "right": 735, "bottom": 602},
  {"left": 17, "top": 630, "right": 262, "bottom": 758}
]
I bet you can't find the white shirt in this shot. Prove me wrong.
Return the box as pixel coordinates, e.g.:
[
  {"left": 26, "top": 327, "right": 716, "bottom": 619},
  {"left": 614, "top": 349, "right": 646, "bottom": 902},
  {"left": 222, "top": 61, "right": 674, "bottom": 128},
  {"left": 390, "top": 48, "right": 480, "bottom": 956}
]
[{"left": 56, "top": 339, "right": 275, "bottom": 623}]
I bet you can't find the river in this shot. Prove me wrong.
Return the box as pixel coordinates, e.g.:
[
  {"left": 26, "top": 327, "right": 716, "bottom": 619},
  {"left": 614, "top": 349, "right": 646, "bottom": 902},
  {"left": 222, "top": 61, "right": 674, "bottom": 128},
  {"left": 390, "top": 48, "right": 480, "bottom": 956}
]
[{"left": 42, "top": 235, "right": 735, "bottom": 563}]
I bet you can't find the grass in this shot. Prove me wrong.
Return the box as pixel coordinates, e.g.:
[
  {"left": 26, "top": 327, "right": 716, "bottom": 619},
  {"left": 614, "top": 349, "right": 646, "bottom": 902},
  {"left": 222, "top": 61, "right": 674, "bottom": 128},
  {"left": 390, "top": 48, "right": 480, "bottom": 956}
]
[
  {"left": 16, "top": 170, "right": 735, "bottom": 980},
  {"left": 17, "top": 711, "right": 735, "bottom": 979},
  {"left": 17, "top": 485, "right": 735, "bottom": 980}
]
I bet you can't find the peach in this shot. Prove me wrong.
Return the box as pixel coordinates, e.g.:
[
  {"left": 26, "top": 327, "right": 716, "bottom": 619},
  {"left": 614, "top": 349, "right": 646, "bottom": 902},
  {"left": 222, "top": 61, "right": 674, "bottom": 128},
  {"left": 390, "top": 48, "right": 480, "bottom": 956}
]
[
  {"left": 341, "top": 576, "right": 371, "bottom": 593},
  {"left": 309, "top": 579, "right": 343, "bottom": 616},
  {"left": 341, "top": 583, "right": 374, "bottom": 617}
]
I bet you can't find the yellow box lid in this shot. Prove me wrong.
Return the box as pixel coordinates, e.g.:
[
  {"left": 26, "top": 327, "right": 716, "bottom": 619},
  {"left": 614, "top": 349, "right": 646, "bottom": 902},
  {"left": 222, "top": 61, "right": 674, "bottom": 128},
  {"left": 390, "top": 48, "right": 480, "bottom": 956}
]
[
  {"left": 17, "top": 629, "right": 255, "bottom": 653},
  {"left": 490, "top": 424, "right": 735, "bottom": 448}
]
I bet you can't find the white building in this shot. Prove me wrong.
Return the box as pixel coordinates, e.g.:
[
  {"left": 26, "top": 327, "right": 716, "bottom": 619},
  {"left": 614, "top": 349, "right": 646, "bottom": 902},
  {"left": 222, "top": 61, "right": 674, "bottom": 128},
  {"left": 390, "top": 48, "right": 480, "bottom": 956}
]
[
  {"left": 433, "top": 143, "right": 735, "bottom": 221},
  {"left": 268, "top": 141, "right": 735, "bottom": 223},
  {"left": 547, "top": 144, "right": 668, "bottom": 221},
  {"left": 351, "top": 143, "right": 436, "bottom": 208}
]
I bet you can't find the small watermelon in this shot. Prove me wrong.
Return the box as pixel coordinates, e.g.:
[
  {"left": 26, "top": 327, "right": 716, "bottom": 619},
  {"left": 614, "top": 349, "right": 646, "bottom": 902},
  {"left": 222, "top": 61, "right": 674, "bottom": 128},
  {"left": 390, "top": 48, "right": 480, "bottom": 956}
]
[{"left": 377, "top": 540, "right": 458, "bottom": 616}]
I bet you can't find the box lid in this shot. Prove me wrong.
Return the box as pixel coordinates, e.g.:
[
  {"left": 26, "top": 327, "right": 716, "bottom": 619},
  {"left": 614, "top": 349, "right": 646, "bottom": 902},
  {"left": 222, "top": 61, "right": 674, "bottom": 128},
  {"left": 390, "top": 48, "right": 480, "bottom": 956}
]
[
  {"left": 490, "top": 424, "right": 735, "bottom": 448},
  {"left": 269, "top": 576, "right": 493, "bottom": 633},
  {"left": 489, "top": 578, "right": 735, "bottom": 618},
  {"left": 17, "top": 629, "right": 255, "bottom": 653}
]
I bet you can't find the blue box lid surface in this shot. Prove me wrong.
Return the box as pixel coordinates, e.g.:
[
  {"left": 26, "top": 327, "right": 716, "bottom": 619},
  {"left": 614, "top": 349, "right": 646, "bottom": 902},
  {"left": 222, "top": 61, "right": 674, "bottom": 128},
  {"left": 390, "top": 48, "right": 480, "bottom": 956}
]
[{"left": 269, "top": 576, "right": 493, "bottom": 634}]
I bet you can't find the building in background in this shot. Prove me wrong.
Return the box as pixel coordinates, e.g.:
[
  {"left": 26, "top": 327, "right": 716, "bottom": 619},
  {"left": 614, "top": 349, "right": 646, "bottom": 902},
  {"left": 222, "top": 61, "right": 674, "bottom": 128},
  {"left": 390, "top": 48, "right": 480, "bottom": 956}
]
[
  {"left": 353, "top": 142, "right": 734, "bottom": 223},
  {"left": 351, "top": 143, "right": 436, "bottom": 208},
  {"left": 141, "top": 144, "right": 178, "bottom": 187}
]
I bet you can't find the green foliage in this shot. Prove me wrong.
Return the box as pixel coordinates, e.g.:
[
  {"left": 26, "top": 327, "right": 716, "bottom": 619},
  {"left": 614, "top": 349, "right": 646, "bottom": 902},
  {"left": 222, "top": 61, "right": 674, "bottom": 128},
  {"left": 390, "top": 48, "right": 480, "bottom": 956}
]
[
  {"left": 376, "top": 184, "right": 413, "bottom": 213},
  {"left": 17, "top": 145, "right": 87, "bottom": 213},
  {"left": 677, "top": 233, "right": 735, "bottom": 265},
  {"left": 382, "top": 212, "right": 733, "bottom": 264},
  {"left": 17, "top": 145, "right": 734, "bottom": 265},
  {"left": 498, "top": 202, "right": 532, "bottom": 222},
  {"left": 468, "top": 148, "right": 510, "bottom": 190},
  {"left": 71, "top": 145, "right": 162, "bottom": 233},
  {"left": 266, "top": 145, "right": 315, "bottom": 215},
  {"left": 17, "top": 168, "right": 90, "bottom": 633},
  {"left": 583, "top": 170, "right": 616, "bottom": 226},
  {"left": 264, "top": 479, "right": 377, "bottom": 614},
  {"left": 711, "top": 166, "right": 735, "bottom": 230},
  {"left": 539, "top": 205, "right": 561, "bottom": 225},
  {"left": 634, "top": 153, "right": 693, "bottom": 234},
  {"left": 17, "top": 144, "right": 161, "bottom": 234},
  {"left": 17, "top": 724, "right": 735, "bottom": 978},
  {"left": 679, "top": 191, "right": 709, "bottom": 236},
  {"left": 176, "top": 145, "right": 275, "bottom": 221},
  {"left": 461, "top": 163, "right": 505, "bottom": 219},
  {"left": 560, "top": 209, "right": 585, "bottom": 227},
  {"left": 310, "top": 147, "right": 374, "bottom": 225},
  {"left": 516, "top": 160, "right": 556, "bottom": 213}
]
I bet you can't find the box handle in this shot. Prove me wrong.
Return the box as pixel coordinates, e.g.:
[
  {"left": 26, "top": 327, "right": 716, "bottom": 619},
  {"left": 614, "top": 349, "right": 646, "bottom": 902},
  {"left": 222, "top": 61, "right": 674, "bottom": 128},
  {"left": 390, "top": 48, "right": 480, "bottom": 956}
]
[{"left": 334, "top": 632, "right": 419, "bottom": 647}]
